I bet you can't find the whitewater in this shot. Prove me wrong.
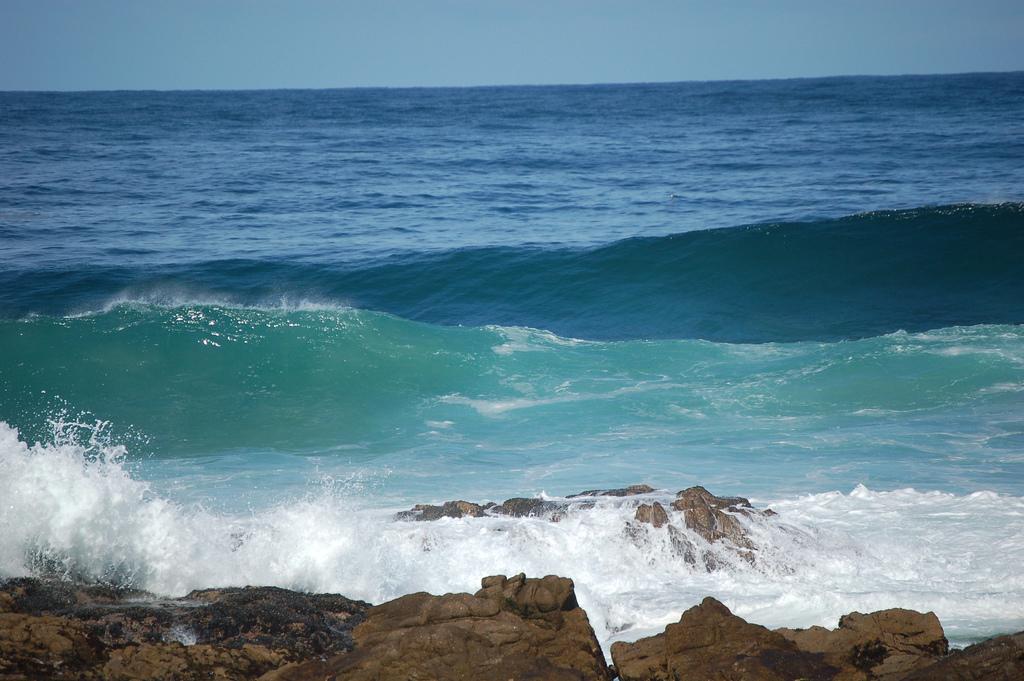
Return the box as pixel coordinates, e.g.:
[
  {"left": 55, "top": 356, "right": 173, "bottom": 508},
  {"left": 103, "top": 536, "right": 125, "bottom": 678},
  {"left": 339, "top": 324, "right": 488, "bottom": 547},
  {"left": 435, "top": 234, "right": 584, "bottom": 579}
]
[{"left": 3, "top": 419, "right": 1023, "bottom": 651}]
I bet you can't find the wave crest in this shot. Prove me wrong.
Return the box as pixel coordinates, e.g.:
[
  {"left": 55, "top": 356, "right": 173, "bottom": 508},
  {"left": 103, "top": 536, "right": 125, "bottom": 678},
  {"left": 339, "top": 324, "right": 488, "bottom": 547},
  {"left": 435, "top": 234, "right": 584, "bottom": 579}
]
[{"left": 4, "top": 203, "right": 1023, "bottom": 342}]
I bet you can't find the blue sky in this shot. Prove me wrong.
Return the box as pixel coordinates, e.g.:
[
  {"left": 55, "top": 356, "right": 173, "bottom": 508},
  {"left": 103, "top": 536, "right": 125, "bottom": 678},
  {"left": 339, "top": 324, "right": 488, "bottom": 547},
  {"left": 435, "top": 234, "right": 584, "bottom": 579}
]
[{"left": 2, "top": 0, "right": 1022, "bottom": 90}]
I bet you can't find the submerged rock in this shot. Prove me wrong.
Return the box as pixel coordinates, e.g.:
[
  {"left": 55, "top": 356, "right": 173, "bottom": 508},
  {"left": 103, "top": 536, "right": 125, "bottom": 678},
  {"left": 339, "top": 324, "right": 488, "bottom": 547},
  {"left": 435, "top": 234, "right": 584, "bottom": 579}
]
[
  {"left": 568, "top": 484, "right": 656, "bottom": 498},
  {"left": 268, "top": 573, "right": 611, "bottom": 681},
  {"left": 398, "top": 484, "right": 777, "bottom": 571}
]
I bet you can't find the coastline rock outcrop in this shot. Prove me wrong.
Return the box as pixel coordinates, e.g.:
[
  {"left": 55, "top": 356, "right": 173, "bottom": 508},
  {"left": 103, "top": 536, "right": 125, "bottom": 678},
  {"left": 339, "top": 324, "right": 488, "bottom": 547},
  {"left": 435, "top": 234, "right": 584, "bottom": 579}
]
[
  {"left": 0, "top": 612, "right": 107, "bottom": 679},
  {"left": 0, "top": 485, "right": 1013, "bottom": 680},
  {"left": 267, "top": 573, "right": 611, "bottom": 681},
  {"left": 670, "top": 485, "right": 760, "bottom": 548},
  {"left": 395, "top": 484, "right": 776, "bottom": 570},
  {"left": 777, "top": 608, "right": 948, "bottom": 679},
  {"left": 1, "top": 572, "right": 1020, "bottom": 681},
  {"left": 901, "top": 631, "right": 1024, "bottom": 680},
  {"left": 611, "top": 597, "right": 839, "bottom": 681},
  {"left": 0, "top": 578, "right": 369, "bottom": 680},
  {"left": 627, "top": 486, "right": 774, "bottom": 568},
  {"left": 394, "top": 484, "right": 664, "bottom": 522},
  {"left": 611, "top": 597, "right": 949, "bottom": 681}
]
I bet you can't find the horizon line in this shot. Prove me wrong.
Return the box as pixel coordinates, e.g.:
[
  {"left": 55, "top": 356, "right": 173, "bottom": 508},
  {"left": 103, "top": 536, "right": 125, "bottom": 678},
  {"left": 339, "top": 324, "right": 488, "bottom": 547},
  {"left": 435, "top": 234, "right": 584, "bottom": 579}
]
[{"left": 2, "top": 68, "right": 1021, "bottom": 95}]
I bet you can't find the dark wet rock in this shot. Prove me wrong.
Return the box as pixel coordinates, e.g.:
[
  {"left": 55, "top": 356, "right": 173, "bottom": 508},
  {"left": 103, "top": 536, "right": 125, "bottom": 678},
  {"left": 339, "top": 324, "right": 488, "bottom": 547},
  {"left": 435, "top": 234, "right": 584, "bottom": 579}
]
[
  {"left": 1, "top": 579, "right": 369, "bottom": 658},
  {"left": 271, "top": 573, "right": 611, "bottom": 681},
  {"left": 665, "top": 524, "right": 700, "bottom": 566},
  {"left": 901, "top": 631, "right": 1024, "bottom": 680},
  {"left": 397, "top": 484, "right": 659, "bottom": 524},
  {"left": 492, "top": 496, "right": 569, "bottom": 519},
  {"left": 568, "top": 484, "right": 656, "bottom": 498},
  {"left": 396, "top": 495, "right": 572, "bottom": 521},
  {"left": 179, "top": 586, "right": 369, "bottom": 657},
  {"left": 0, "top": 578, "right": 369, "bottom": 680},
  {"left": 611, "top": 597, "right": 838, "bottom": 681},
  {"left": 394, "top": 499, "right": 492, "bottom": 521},
  {"left": 778, "top": 608, "right": 948, "bottom": 679},
  {"left": 634, "top": 501, "right": 669, "bottom": 528},
  {"left": 0, "top": 576, "right": 150, "bottom": 614}
]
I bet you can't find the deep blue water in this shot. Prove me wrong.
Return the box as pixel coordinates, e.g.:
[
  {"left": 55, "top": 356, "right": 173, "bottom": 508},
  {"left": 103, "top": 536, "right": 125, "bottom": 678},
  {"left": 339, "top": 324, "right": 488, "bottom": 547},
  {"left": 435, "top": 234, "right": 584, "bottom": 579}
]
[{"left": 2, "top": 74, "right": 1024, "bottom": 643}]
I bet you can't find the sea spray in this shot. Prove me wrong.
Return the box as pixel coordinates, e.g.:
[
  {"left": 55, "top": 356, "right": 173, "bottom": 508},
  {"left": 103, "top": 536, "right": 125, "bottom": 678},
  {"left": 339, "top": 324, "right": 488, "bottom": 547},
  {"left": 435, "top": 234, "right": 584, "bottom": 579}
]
[{"left": 2, "top": 422, "right": 1022, "bottom": 650}]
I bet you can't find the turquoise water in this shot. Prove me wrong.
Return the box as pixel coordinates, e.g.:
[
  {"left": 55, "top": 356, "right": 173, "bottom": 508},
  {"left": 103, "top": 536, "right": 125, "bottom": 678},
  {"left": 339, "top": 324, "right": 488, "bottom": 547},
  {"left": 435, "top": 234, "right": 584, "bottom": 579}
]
[
  {"left": 1, "top": 74, "right": 1023, "bottom": 648},
  {"left": 2, "top": 306, "right": 1022, "bottom": 506}
]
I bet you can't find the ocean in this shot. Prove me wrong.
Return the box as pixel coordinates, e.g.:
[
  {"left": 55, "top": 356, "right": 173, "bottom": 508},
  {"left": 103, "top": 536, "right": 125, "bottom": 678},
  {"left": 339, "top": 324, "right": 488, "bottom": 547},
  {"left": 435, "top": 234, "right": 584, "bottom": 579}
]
[{"left": 1, "top": 72, "right": 1023, "bottom": 650}]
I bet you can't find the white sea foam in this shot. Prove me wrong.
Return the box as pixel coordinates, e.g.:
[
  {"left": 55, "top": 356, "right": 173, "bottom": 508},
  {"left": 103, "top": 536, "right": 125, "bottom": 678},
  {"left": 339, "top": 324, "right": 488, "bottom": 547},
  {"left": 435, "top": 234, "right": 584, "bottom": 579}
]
[
  {"left": 65, "top": 293, "right": 358, "bottom": 318},
  {"left": 441, "top": 380, "right": 680, "bottom": 416},
  {"left": 1, "top": 421, "right": 1022, "bottom": 652},
  {"left": 488, "top": 325, "right": 590, "bottom": 355}
]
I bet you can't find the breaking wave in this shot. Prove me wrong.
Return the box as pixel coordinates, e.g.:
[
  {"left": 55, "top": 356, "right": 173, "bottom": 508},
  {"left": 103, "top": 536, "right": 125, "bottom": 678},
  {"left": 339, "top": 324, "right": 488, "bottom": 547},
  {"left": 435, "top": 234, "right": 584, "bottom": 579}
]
[
  {"left": 3, "top": 203, "right": 1022, "bottom": 342},
  {"left": 2, "top": 421, "right": 1022, "bottom": 650}
]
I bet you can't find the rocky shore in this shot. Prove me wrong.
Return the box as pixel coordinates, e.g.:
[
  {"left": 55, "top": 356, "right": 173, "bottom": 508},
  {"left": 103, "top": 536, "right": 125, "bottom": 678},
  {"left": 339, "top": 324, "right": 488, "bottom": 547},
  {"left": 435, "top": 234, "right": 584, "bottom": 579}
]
[{"left": 3, "top": 486, "right": 1021, "bottom": 680}]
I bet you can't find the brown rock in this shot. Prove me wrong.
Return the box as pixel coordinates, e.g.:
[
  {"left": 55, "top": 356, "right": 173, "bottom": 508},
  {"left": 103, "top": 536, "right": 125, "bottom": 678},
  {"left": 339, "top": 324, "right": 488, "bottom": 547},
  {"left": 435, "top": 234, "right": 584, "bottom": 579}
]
[
  {"left": 276, "top": 573, "right": 611, "bottom": 680},
  {"left": 901, "top": 631, "right": 1024, "bottom": 680},
  {"left": 103, "top": 642, "right": 283, "bottom": 681},
  {"left": 612, "top": 597, "right": 950, "bottom": 681},
  {"left": 670, "top": 485, "right": 759, "bottom": 548},
  {"left": 0, "top": 612, "right": 106, "bottom": 679},
  {"left": 625, "top": 488, "right": 775, "bottom": 570},
  {"left": 611, "top": 597, "right": 838, "bottom": 681},
  {"left": 608, "top": 632, "right": 665, "bottom": 681},
  {"left": 634, "top": 502, "right": 669, "bottom": 528},
  {"left": 395, "top": 499, "right": 492, "bottom": 521},
  {"left": 778, "top": 608, "right": 948, "bottom": 679}
]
